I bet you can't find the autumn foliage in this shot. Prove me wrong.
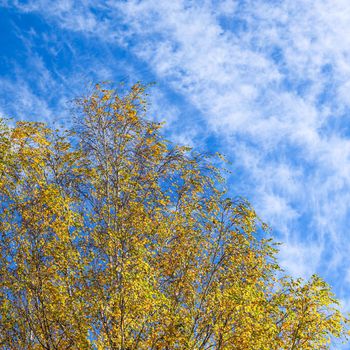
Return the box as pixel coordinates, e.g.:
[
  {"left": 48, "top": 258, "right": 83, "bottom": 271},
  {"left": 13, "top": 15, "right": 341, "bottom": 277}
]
[{"left": 0, "top": 84, "right": 348, "bottom": 349}]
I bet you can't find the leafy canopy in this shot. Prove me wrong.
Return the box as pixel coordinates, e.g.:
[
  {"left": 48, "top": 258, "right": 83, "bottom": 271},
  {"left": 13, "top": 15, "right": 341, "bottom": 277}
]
[{"left": 0, "top": 83, "right": 348, "bottom": 349}]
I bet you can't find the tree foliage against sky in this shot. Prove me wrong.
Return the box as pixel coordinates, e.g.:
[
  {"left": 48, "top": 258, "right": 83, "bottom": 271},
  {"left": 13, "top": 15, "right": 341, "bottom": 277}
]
[{"left": 0, "top": 83, "right": 348, "bottom": 349}]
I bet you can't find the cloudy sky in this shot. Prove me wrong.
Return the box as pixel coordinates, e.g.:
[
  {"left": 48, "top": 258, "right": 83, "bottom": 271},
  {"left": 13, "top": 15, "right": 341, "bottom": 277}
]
[{"left": 2, "top": 0, "right": 350, "bottom": 334}]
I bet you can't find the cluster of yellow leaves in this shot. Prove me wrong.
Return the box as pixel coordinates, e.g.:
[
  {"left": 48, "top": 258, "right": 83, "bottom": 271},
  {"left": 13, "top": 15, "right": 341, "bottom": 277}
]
[{"left": 0, "top": 83, "right": 348, "bottom": 349}]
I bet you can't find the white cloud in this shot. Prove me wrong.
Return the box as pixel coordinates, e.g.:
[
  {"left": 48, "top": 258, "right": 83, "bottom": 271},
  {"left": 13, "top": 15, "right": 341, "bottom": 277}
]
[
  {"left": 278, "top": 241, "right": 323, "bottom": 279},
  {"left": 108, "top": 0, "right": 350, "bottom": 279}
]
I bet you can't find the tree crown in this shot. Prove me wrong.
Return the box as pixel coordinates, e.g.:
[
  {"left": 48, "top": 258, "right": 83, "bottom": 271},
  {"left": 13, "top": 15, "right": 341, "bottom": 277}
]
[{"left": 0, "top": 83, "right": 348, "bottom": 350}]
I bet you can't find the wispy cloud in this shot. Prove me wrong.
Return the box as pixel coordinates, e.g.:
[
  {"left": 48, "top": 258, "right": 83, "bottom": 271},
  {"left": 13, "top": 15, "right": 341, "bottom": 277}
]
[{"left": 105, "top": 0, "right": 350, "bottom": 281}]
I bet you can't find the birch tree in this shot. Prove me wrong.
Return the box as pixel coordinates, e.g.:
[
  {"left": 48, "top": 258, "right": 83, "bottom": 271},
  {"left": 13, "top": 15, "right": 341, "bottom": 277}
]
[{"left": 0, "top": 83, "right": 348, "bottom": 349}]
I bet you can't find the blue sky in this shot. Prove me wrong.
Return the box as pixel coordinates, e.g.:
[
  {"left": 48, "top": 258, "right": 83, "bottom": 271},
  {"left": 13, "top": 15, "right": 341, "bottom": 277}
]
[{"left": 1, "top": 0, "right": 350, "bottom": 329}]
